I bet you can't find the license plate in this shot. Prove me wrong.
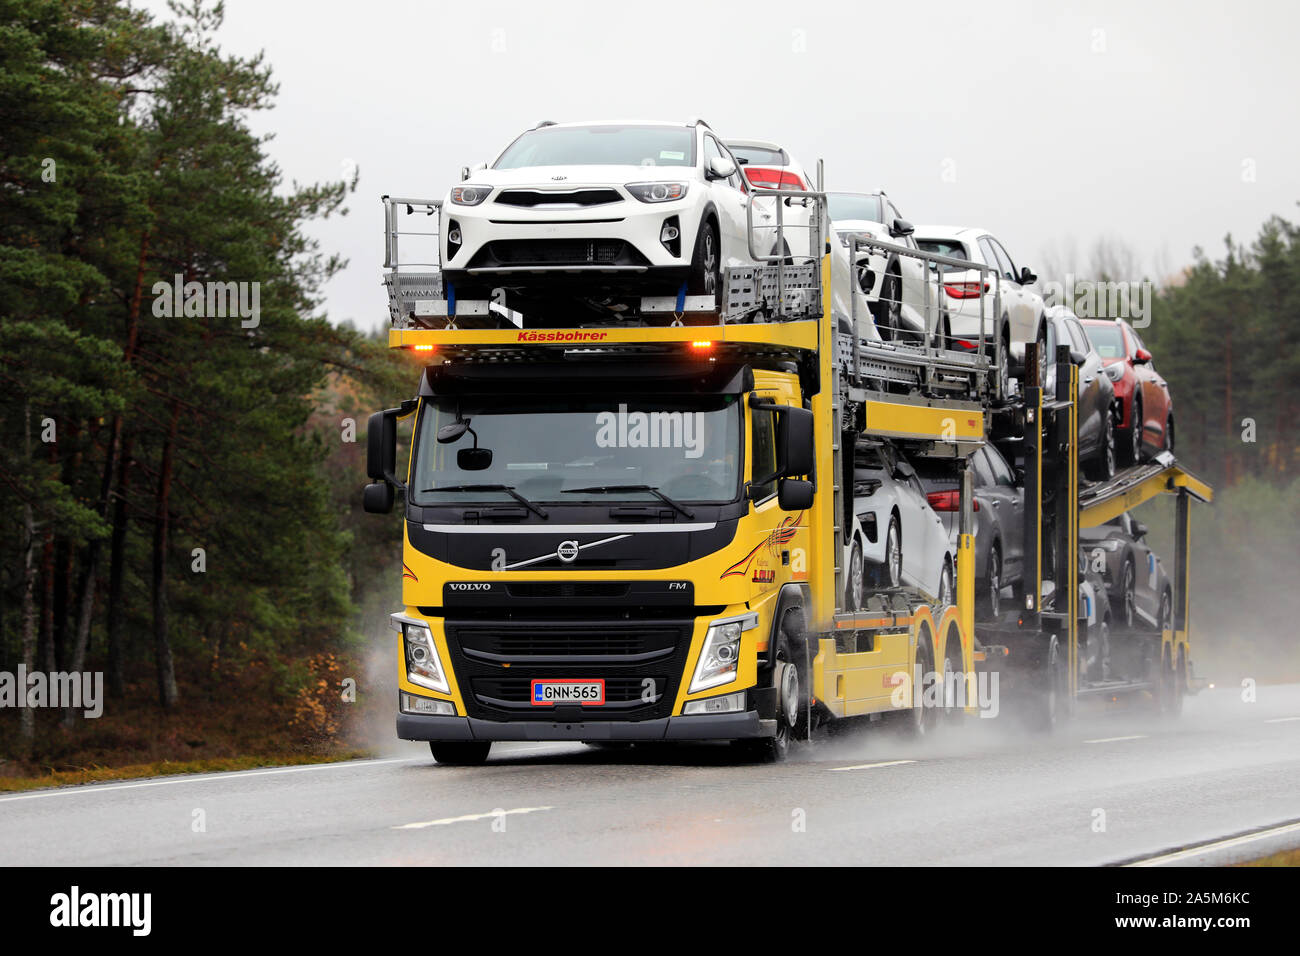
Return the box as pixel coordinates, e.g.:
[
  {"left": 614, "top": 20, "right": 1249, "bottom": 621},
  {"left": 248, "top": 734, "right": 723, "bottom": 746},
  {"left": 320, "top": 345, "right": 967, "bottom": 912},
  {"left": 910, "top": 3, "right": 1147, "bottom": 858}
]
[{"left": 531, "top": 679, "right": 605, "bottom": 706}]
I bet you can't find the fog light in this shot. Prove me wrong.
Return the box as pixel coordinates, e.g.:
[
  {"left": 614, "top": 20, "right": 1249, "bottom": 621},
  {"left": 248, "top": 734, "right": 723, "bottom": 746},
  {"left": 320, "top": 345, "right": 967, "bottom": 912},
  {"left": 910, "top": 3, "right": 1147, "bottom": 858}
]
[
  {"left": 401, "top": 693, "right": 455, "bottom": 716},
  {"left": 683, "top": 691, "right": 747, "bottom": 715},
  {"left": 661, "top": 224, "right": 679, "bottom": 242},
  {"left": 448, "top": 228, "right": 462, "bottom": 245}
]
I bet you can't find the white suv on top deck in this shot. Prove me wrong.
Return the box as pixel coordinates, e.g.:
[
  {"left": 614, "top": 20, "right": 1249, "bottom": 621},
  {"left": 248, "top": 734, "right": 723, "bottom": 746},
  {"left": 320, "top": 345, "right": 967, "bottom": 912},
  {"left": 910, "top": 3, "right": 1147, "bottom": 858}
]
[{"left": 439, "top": 120, "right": 771, "bottom": 305}]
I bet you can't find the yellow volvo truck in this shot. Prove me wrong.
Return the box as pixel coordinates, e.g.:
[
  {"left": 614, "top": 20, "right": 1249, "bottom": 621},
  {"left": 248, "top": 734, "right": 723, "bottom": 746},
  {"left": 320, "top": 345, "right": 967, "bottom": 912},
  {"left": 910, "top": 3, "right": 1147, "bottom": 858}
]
[{"left": 364, "top": 188, "right": 1210, "bottom": 764}]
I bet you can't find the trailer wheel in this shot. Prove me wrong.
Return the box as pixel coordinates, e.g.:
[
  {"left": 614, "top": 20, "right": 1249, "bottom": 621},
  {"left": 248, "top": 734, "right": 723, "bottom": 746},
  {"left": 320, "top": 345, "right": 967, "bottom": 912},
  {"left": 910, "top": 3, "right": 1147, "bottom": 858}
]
[
  {"left": 1033, "top": 636, "right": 1067, "bottom": 732},
  {"left": 429, "top": 741, "right": 491, "bottom": 766},
  {"left": 1171, "top": 646, "right": 1187, "bottom": 717},
  {"left": 941, "top": 629, "right": 966, "bottom": 721}
]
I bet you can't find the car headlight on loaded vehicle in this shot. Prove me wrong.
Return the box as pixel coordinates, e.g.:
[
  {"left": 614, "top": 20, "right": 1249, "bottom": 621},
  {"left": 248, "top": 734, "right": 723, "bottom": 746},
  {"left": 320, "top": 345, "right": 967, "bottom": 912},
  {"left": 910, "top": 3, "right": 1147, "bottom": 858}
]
[
  {"left": 450, "top": 184, "right": 492, "bottom": 205},
  {"left": 625, "top": 182, "right": 688, "bottom": 203},
  {"left": 391, "top": 614, "right": 450, "bottom": 694},
  {"left": 689, "top": 612, "right": 759, "bottom": 694}
]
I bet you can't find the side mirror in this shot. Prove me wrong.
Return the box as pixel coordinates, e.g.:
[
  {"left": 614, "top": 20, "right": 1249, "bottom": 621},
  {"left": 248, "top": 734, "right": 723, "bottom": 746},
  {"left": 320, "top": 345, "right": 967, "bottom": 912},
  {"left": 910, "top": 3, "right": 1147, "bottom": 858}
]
[
  {"left": 457, "top": 447, "right": 493, "bottom": 471},
  {"left": 367, "top": 409, "right": 399, "bottom": 483},
  {"left": 777, "top": 406, "right": 815, "bottom": 477},
  {"left": 438, "top": 421, "right": 469, "bottom": 444},
  {"left": 1132, "top": 521, "right": 1148, "bottom": 539},
  {"left": 889, "top": 217, "right": 914, "bottom": 239},
  {"left": 1070, "top": 349, "right": 1087, "bottom": 366},
  {"left": 459, "top": 166, "right": 470, "bottom": 182},
  {"left": 1134, "top": 347, "right": 1152, "bottom": 364},
  {"left": 707, "top": 156, "right": 737, "bottom": 180},
  {"left": 363, "top": 481, "right": 394, "bottom": 514},
  {"left": 777, "top": 478, "right": 814, "bottom": 511},
  {"left": 1019, "top": 266, "right": 1037, "bottom": 285}
]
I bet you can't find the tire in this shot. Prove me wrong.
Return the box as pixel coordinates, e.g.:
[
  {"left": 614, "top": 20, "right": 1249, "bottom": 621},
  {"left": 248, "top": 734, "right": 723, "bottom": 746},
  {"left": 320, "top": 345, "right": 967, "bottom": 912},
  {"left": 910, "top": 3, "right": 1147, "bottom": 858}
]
[
  {"left": 686, "top": 218, "right": 720, "bottom": 299},
  {"left": 1171, "top": 647, "right": 1186, "bottom": 717},
  {"left": 871, "top": 267, "right": 903, "bottom": 340},
  {"left": 879, "top": 514, "right": 902, "bottom": 588},
  {"left": 905, "top": 628, "right": 939, "bottom": 738},
  {"left": 1165, "top": 413, "right": 1175, "bottom": 454},
  {"left": 934, "top": 311, "right": 951, "bottom": 351},
  {"left": 988, "top": 327, "right": 1011, "bottom": 398},
  {"left": 1118, "top": 558, "right": 1136, "bottom": 629},
  {"left": 737, "top": 610, "right": 810, "bottom": 762},
  {"left": 1158, "top": 589, "right": 1173, "bottom": 633},
  {"left": 1034, "top": 636, "right": 1067, "bottom": 732},
  {"left": 978, "top": 544, "right": 1002, "bottom": 621},
  {"left": 1087, "top": 409, "right": 1116, "bottom": 481},
  {"left": 429, "top": 741, "right": 491, "bottom": 766},
  {"left": 941, "top": 634, "right": 965, "bottom": 721},
  {"left": 1124, "top": 396, "right": 1144, "bottom": 465},
  {"left": 937, "top": 558, "right": 954, "bottom": 608},
  {"left": 846, "top": 539, "right": 865, "bottom": 611}
]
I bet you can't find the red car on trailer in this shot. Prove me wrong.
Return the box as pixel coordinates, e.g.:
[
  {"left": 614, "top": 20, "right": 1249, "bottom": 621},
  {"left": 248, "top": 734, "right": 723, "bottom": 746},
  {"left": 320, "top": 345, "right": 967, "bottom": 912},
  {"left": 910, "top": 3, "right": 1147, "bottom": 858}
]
[{"left": 1082, "top": 318, "right": 1174, "bottom": 465}]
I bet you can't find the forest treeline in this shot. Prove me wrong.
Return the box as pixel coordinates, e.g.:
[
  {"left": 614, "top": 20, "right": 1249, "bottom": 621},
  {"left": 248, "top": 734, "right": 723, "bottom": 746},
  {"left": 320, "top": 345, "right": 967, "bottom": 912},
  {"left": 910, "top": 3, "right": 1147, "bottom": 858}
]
[
  {"left": 2, "top": 2, "right": 1296, "bottom": 761},
  {"left": 0, "top": 0, "right": 411, "bottom": 753}
]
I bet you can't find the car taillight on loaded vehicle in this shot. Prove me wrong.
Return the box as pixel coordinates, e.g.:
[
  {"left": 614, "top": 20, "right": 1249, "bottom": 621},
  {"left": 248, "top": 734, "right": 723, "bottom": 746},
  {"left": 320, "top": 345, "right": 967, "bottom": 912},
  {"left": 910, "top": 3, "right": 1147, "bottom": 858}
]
[
  {"left": 925, "top": 490, "right": 979, "bottom": 512},
  {"left": 742, "top": 167, "right": 806, "bottom": 190},
  {"left": 943, "top": 281, "right": 989, "bottom": 299}
]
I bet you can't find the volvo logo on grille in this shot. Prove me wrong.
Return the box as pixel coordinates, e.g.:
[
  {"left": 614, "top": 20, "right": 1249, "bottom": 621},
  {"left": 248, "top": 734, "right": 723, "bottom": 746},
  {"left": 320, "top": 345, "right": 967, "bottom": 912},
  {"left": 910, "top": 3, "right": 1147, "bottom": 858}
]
[
  {"left": 449, "top": 583, "right": 493, "bottom": 591},
  {"left": 556, "top": 540, "right": 580, "bottom": 563}
]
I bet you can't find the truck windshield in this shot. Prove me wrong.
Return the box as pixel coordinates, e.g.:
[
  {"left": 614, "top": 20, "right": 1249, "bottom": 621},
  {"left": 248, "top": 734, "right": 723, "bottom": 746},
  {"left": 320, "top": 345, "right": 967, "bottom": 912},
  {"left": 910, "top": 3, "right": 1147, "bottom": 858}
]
[
  {"left": 493, "top": 125, "right": 696, "bottom": 169},
  {"left": 411, "top": 395, "right": 742, "bottom": 506}
]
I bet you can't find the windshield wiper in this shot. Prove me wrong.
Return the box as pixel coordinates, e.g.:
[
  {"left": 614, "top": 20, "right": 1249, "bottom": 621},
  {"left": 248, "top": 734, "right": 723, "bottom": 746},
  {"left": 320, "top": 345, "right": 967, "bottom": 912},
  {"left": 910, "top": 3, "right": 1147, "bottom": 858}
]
[
  {"left": 421, "top": 484, "right": 548, "bottom": 519},
  {"left": 563, "top": 484, "right": 694, "bottom": 520}
]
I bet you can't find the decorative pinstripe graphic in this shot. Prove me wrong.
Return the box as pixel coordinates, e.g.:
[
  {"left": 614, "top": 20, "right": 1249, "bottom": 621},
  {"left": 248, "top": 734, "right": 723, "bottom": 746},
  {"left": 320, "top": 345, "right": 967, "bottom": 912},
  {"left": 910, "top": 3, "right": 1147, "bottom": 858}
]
[{"left": 720, "top": 513, "right": 803, "bottom": 579}]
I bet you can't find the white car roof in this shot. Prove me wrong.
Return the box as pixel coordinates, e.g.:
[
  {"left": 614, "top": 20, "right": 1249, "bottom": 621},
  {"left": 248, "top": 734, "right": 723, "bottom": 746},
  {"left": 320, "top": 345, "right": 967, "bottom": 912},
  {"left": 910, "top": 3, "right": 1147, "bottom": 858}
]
[
  {"left": 914, "top": 224, "right": 986, "bottom": 239},
  {"left": 535, "top": 119, "right": 697, "bottom": 130}
]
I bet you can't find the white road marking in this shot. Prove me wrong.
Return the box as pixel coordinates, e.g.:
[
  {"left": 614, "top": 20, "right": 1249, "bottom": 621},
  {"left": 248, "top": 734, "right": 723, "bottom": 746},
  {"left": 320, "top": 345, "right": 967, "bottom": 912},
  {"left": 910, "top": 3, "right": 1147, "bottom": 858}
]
[
  {"left": 829, "top": 760, "right": 916, "bottom": 772},
  {"left": 1127, "top": 820, "right": 1300, "bottom": 867},
  {"left": 1083, "top": 735, "right": 1147, "bottom": 744},
  {"left": 393, "top": 806, "right": 554, "bottom": 829},
  {"left": 0, "top": 756, "right": 427, "bottom": 803},
  {"left": 1264, "top": 716, "right": 1300, "bottom": 723}
]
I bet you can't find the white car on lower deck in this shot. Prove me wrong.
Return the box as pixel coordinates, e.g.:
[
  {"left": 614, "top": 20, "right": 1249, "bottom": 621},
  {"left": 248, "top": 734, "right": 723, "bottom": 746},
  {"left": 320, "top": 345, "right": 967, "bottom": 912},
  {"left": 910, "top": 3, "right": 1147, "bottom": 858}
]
[{"left": 439, "top": 120, "right": 775, "bottom": 307}]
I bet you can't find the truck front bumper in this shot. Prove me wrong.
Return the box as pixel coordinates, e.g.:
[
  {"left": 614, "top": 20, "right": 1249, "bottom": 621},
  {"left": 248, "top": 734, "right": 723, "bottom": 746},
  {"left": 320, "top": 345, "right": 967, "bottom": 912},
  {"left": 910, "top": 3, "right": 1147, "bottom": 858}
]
[{"left": 397, "top": 710, "right": 772, "bottom": 743}]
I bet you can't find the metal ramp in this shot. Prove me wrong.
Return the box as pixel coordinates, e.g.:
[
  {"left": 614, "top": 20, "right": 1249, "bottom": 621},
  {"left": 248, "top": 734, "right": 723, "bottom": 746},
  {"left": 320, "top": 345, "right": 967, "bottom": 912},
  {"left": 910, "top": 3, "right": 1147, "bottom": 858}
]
[{"left": 1079, "top": 451, "right": 1214, "bottom": 527}]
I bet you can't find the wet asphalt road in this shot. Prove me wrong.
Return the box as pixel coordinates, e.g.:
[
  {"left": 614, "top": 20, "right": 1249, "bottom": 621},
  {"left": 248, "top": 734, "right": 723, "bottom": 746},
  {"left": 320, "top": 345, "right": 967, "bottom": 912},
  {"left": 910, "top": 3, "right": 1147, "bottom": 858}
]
[{"left": 2, "top": 683, "right": 1298, "bottom": 866}]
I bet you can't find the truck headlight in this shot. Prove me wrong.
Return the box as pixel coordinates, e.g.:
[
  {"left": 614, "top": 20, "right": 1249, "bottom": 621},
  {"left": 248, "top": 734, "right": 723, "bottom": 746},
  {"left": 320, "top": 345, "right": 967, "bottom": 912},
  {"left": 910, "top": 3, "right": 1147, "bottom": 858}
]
[
  {"left": 689, "top": 612, "right": 759, "bottom": 693},
  {"left": 626, "top": 182, "right": 688, "bottom": 203},
  {"left": 392, "top": 615, "right": 450, "bottom": 694},
  {"left": 450, "top": 184, "right": 491, "bottom": 205}
]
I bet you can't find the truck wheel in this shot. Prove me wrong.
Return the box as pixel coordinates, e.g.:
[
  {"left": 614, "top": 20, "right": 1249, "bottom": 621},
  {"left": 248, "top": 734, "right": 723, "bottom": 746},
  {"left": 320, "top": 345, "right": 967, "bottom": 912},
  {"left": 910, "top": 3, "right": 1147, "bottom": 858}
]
[
  {"left": 687, "top": 218, "right": 720, "bottom": 299},
  {"left": 429, "top": 741, "right": 491, "bottom": 766},
  {"left": 736, "top": 611, "right": 807, "bottom": 762},
  {"left": 904, "top": 628, "right": 938, "bottom": 737}
]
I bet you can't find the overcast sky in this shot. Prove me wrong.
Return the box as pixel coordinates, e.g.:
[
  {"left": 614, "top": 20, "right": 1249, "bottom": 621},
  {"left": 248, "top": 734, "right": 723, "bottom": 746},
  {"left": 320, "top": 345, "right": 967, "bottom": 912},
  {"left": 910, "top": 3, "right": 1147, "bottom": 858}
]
[{"left": 137, "top": 0, "right": 1299, "bottom": 332}]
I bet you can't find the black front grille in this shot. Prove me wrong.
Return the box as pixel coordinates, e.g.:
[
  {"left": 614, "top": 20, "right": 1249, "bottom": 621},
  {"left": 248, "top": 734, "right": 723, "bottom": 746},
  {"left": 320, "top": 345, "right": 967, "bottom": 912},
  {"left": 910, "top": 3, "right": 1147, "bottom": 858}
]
[
  {"left": 506, "top": 582, "right": 629, "bottom": 600},
  {"left": 457, "top": 621, "right": 679, "bottom": 662},
  {"left": 496, "top": 189, "right": 622, "bottom": 207},
  {"left": 444, "top": 617, "right": 694, "bottom": 722},
  {"left": 484, "top": 239, "right": 631, "bottom": 265}
]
